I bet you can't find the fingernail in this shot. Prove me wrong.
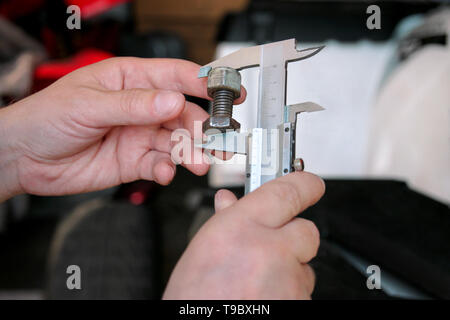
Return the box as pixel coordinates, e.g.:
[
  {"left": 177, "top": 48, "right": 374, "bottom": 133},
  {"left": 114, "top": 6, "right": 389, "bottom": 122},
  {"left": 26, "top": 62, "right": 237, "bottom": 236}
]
[
  {"left": 169, "top": 163, "right": 176, "bottom": 176},
  {"left": 214, "top": 190, "right": 222, "bottom": 202},
  {"left": 154, "top": 91, "right": 182, "bottom": 116},
  {"left": 319, "top": 177, "right": 326, "bottom": 190},
  {"left": 214, "top": 190, "right": 223, "bottom": 211}
]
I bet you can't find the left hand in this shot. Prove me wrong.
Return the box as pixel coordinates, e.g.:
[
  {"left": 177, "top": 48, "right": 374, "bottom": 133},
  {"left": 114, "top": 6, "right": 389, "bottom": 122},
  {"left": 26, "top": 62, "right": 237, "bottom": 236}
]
[{"left": 0, "top": 58, "right": 246, "bottom": 201}]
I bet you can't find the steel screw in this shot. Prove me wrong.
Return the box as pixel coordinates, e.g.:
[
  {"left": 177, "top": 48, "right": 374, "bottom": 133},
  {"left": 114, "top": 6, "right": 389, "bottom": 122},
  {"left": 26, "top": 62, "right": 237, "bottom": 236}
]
[{"left": 203, "top": 67, "right": 241, "bottom": 134}]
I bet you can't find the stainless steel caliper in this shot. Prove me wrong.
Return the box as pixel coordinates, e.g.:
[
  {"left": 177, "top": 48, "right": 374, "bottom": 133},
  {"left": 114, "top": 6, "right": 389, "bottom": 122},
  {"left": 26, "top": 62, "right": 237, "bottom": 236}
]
[{"left": 196, "top": 39, "right": 324, "bottom": 194}]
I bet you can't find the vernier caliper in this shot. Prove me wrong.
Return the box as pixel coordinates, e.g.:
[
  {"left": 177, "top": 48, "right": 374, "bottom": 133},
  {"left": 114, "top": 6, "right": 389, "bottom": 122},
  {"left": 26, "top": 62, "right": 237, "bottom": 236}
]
[{"left": 197, "top": 39, "right": 324, "bottom": 194}]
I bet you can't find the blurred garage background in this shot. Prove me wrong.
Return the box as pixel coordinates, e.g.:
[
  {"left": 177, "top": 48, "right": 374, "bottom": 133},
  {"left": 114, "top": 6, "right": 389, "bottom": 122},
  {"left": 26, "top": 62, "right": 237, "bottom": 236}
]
[{"left": 0, "top": 0, "right": 449, "bottom": 299}]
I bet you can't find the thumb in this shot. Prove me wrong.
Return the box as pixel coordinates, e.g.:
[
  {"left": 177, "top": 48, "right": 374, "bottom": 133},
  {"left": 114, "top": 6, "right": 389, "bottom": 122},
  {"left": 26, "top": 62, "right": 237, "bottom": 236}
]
[
  {"left": 86, "top": 88, "right": 185, "bottom": 127},
  {"left": 214, "top": 189, "right": 238, "bottom": 212}
]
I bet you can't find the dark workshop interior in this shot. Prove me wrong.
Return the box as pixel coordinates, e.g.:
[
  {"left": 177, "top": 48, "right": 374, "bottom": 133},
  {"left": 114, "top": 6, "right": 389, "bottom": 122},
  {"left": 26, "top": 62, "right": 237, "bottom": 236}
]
[{"left": 0, "top": 0, "right": 449, "bottom": 300}]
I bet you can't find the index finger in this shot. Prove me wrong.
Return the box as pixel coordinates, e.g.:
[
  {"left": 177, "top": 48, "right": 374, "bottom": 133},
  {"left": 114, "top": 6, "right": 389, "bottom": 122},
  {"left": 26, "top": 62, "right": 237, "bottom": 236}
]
[
  {"left": 86, "top": 57, "right": 247, "bottom": 104},
  {"left": 232, "top": 172, "right": 325, "bottom": 228}
]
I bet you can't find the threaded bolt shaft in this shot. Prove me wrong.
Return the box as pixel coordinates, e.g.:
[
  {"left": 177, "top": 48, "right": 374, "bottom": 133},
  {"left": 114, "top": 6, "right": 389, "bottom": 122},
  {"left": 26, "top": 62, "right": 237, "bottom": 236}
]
[{"left": 212, "top": 89, "right": 234, "bottom": 118}]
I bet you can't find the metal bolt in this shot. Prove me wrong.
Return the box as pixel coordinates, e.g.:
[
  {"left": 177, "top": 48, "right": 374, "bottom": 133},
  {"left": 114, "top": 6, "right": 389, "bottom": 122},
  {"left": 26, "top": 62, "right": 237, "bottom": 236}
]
[
  {"left": 293, "top": 158, "right": 304, "bottom": 171},
  {"left": 203, "top": 67, "right": 242, "bottom": 134}
]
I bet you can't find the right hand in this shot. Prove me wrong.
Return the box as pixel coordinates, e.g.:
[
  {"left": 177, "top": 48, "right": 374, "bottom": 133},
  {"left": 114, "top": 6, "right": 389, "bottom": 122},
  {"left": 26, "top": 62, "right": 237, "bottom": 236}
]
[{"left": 163, "top": 171, "right": 325, "bottom": 299}]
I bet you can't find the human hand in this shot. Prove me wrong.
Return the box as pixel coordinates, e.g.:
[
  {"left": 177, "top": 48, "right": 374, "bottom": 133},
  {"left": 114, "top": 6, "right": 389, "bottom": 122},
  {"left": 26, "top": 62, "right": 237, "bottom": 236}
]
[
  {"left": 0, "top": 58, "right": 246, "bottom": 201},
  {"left": 163, "top": 171, "right": 325, "bottom": 299}
]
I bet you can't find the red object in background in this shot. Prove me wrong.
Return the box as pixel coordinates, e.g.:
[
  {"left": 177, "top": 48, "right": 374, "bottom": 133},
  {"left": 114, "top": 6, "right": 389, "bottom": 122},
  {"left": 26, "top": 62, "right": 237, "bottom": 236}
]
[
  {"left": 129, "top": 191, "right": 146, "bottom": 206},
  {"left": 33, "top": 48, "right": 113, "bottom": 90},
  {"left": 65, "top": 0, "right": 130, "bottom": 19},
  {"left": 0, "top": 0, "right": 45, "bottom": 19},
  {"left": 117, "top": 180, "right": 159, "bottom": 206},
  {"left": 34, "top": 48, "right": 113, "bottom": 79}
]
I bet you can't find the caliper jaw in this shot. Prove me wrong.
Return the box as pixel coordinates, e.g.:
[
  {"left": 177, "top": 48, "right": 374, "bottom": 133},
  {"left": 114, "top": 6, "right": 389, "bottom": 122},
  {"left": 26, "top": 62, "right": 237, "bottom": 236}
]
[
  {"left": 196, "top": 39, "right": 325, "bottom": 194},
  {"left": 198, "top": 40, "right": 324, "bottom": 77},
  {"left": 279, "top": 102, "right": 324, "bottom": 176},
  {"left": 196, "top": 131, "right": 248, "bottom": 155},
  {"left": 196, "top": 102, "right": 324, "bottom": 179}
]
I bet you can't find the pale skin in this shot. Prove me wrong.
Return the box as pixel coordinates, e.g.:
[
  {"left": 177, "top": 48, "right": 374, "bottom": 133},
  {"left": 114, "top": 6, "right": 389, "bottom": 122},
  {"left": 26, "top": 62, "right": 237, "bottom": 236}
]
[
  {"left": 164, "top": 172, "right": 324, "bottom": 299},
  {"left": 0, "top": 57, "right": 325, "bottom": 299}
]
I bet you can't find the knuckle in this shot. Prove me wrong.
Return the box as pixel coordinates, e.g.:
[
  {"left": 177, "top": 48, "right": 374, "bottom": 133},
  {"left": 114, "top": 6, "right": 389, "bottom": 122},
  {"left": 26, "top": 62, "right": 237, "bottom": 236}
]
[
  {"left": 272, "top": 181, "right": 302, "bottom": 216},
  {"left": 172, "top": 91, "right": 185, "bottom": 108},
  {"left": 303, "top": 264, "right": 316, "bottom": 294},
  {"left": 302, "top": 219, "right": 320, "bottom": 256},
  {"left": 69, "top": 87, "right": 101, "bottom": 125},
  {"left": 120, "top": 89, "right": 143, "bottom": 116},
  {"left": 104, "top": 56, "right": 123, "bottom": 65},
  {"left": 114, "top": 56, "right": 139, "bottom": 69},
  {"left": 303, "top": 219, "right": 320, "bottom": 238},
  {"left": 304, "top": 264, "right": 315, "bottom": 281}
]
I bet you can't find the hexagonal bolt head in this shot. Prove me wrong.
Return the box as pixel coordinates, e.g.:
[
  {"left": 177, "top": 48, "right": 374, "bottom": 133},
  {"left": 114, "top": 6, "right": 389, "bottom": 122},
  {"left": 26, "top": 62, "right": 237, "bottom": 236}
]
[
  {"left": 203, "top": 116, "right": 241, "bottom": 134},
  {"left": 207, "top": 67, "right": 241, "bottom": 99}
]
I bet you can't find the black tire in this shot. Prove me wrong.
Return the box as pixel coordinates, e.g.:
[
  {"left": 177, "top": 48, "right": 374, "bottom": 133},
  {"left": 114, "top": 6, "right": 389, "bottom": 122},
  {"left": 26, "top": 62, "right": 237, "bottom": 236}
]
[{"left": 47, "top": 199, "right": 159, "bottom": 299}]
